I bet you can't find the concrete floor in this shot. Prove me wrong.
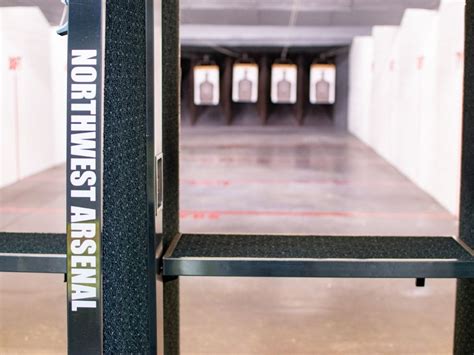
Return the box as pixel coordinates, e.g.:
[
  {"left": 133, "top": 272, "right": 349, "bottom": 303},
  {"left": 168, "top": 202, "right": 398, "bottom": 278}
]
[{"left": 1, "top": 125, "right": 459, "bottom": 354}]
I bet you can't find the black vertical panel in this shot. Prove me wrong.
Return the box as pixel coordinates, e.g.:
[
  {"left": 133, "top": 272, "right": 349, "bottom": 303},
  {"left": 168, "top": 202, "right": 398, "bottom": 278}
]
[
  {"left": 258, "top": 56, "right": 269, "bottom": 125},
  {"left": 162, "top": 1, "right": 181, "bottom": 354},
  {"left": 454, "top": 2, "right": 474, "bottom": 354},
  {"left": 102, "top": 0, "right": 156, "bottom": 353},
  {"left": 454, "top": 279, "right": 474, "bottom": 354},
  {"left": 459, "top": 0, "right": 474, "bottom": 250},
  {"left": 223, "top": 56, "right": 234, "bottom": 125},
  {"left": 295, "top": 55, "right": 305, "bottom": 125},
  {"left": 162, "top": 0, "right": 181, "bottom": 247}
]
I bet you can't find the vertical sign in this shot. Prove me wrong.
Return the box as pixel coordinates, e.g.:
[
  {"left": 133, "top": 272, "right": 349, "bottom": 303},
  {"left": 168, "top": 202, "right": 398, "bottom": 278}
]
[
  {"left": 310, "top": 64, "right": 336, "bottom": 104},
  {"left": 271, "top": 63, "right": 297, "bottom": 104},
  {"left": 194, "top": 64, "right": 220, "bottom": 106},
  {"left": 66, "top": 0, "right": 104, "bottom": 353},
  {"left": 232, "top": 63, "right": 259, "bottom": 103}
]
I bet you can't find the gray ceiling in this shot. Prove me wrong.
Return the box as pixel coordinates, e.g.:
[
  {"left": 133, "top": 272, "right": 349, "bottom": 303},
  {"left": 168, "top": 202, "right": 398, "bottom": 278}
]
[
  {"left": 181, "top": 0, "right": 441, "bottom": 27},
  {"left": 180, "top": 25, "right": 373, "bottom": 47},
  {"left": 181, "top": 0, "right": 440, "bottom": 11},
  {"left": 180, "top": 0, "right": 441, "bottom": 47},
  {"left": 1, "top": 0, "right": 442, "bottom": 47}
]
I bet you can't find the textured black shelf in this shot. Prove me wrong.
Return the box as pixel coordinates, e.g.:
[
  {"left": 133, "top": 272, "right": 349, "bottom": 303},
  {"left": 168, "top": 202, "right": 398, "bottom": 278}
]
[
  {"left": 163, "top": 234, "right": 474, "bottom": 278},
  {"left": 0, "top": 233, "right": 66, "bottom": 273}
]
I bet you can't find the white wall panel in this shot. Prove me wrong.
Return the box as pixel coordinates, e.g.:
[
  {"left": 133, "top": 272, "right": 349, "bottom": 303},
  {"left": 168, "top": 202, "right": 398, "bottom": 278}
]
[
  {"left": 50, "top": 30, "right": 67, "bottom": 167},
  {"left": 348, "top": 36, "right": 373, "bottom": 143},
  {"left": 431, "top": 0, "right": 465, "bottom": 215},
  {"left": 367, "top": 26, "right": 398, "bottom": 161},
  {"left": 0, "top": 8, "right": 59, "bottom": 188},
  {"left": 348, "top": 4, "right": 464, "bottom": 215},
  {"left": 1, "top": 9, "right": 22, "bottom": 187},
  {"left": 0, "top": 13, "right": 12, "bottom": 187},
  {"left": 395, "top": 10, "right": 438, "bottom": 183}
]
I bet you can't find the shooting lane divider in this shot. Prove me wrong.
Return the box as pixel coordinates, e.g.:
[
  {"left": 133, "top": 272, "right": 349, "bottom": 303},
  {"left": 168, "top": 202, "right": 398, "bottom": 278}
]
[
  {"left": 258, "top": 56, "right": 270, "bottom": 125},
  {"left": 223, "top": 56, "right": 234, "bottom": 125},
  {"left": 295, "top": 55, "right": 306, "bottom": 125}
]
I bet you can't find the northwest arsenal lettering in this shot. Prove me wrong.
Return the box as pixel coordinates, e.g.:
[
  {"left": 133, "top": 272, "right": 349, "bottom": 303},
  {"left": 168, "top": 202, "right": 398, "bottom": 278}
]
[{"left": 69, "top": 50, "right": 100, "bottom": 311}]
